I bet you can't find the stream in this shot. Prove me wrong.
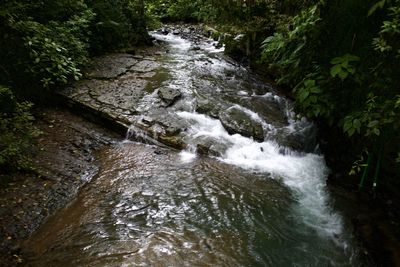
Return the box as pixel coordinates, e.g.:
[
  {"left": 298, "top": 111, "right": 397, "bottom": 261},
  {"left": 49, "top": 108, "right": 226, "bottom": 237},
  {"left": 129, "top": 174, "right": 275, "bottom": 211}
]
[{"left": 22, "top": 28, "right": 368, "bottom": 266}]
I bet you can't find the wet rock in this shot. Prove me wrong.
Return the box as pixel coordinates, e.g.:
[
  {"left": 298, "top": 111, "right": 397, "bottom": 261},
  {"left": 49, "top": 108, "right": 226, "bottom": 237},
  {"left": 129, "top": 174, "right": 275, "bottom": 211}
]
[
  {"left": 130, "top": 60, "right": 160, "bottom": 73},
  {"left": 83, "top": 54, "right": 137, "bottom": 79},
  {"left": 193, "top": 136, "right": 230, "bottom": 157},
  {"left": 147, "top": 109, "right": 189, "bottom": 131},
  {"left": 190, "top": 46, "right": 201, "bottom": 51},
  {"left": 219, "top": 106, "right": 264, "bottom": 141},
  {"left": 160, "top": 28, "right": 169, "bottom": 35},
  {"left": 173, "top": 29, "right": 180, "bottom": 35},
  {"left": 0, "top": 108, "right": 117, "bottom": 266},
  {"left": 140, "top": 116, "right": 155, "bottom": 126},
  {"left": 242, "top": 97, "right": 288, "bottom": 127},
  {"left": 272, "top": 126, "right": 318, "bottom": 153},
  {"left": 129, "top": 109, "right": 190, "bottom": 149},
  {"left": 195, "top": 97, "right": 224, "bottom": 118},
  {"left": 214, "top": 42, "right": 223, "bottom": 49},
  {"left": 158, "top": 87, "right": 182, "bottom": 106},
  {"left": 158, "top": 135, "right": 185, "bottom": 150}
]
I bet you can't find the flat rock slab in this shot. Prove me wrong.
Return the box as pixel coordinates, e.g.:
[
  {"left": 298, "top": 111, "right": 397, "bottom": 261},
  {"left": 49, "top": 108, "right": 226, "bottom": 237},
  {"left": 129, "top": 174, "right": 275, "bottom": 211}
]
[
  {"left": 59, "top": 51, "right": 191, "bottom": 150},
  {"left": 83, "top": 53, "right": 138, "bottom": 79}
]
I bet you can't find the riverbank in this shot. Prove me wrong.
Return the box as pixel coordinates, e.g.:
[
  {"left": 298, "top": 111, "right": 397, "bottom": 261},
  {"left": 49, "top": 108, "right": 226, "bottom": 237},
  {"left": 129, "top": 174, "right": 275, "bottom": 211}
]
[{"left": 0, "top": 107, "right": 119, "bottom": 266}]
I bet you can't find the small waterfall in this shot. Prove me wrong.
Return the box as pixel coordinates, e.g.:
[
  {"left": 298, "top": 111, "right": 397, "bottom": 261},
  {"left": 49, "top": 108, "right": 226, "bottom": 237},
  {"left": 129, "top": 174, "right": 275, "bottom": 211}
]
[
  {"left": 125, "top": 125, "right": 166, "bottom": 148},
  {"left": 179, "top": 144, "right": 197, "bottom": 162},
  {"left": 177, "top": 111, "right": 344, "bottom": 244}
]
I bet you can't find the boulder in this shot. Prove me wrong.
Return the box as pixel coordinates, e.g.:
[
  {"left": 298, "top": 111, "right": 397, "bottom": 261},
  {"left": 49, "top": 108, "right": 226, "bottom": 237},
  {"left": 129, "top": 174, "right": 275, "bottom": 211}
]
[
  {"left": 219, "top": 106, "right": 264, "bottom": 141},
  {"left": 195, "top": 97, "right": 223, "bottom": 118},
  {"left": 242, "top": 97, "right": 288, "bottom": 127},
  {"left": 271, "top": 126, "right": 318, "bottom": 153},
  {"left": 193, "top": 136, "right": 230, "bottom": 157},
  {"left": 157, "top": 87, "right": 181, "bottom": 106}
]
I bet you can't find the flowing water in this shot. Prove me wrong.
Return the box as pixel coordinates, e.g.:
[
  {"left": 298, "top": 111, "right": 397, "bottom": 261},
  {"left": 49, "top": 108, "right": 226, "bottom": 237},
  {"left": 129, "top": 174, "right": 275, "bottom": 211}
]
[{"left": 23, "top": 29, "right": 368, "bottom": 266}]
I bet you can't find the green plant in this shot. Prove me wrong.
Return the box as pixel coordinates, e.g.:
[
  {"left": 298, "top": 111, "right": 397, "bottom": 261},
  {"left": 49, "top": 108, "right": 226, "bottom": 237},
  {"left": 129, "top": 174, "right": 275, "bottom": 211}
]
[
  {"left": 6, "top": 8, "right": 93, "bottom": 89},
  {"left": 261, "top": 3, "right": 322, "bottom": 85},
  {"left": 330, "top": 54, "right": 360, "bottom": 81},
  {"left": 0, "top": 86, "right": 40, "bottom": 172}
]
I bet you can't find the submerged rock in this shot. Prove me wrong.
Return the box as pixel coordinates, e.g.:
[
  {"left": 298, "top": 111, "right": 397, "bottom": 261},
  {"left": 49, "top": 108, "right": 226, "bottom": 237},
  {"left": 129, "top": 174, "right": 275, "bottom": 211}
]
[{"left": 219, "top": 106, "right": 264, "bottom": 141}]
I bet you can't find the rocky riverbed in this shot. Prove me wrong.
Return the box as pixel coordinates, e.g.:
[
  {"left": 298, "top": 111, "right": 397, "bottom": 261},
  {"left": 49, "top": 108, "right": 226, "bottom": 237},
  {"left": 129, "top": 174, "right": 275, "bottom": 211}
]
[{"left": 59, "top": 25, "right": 315, "bottom": 157}]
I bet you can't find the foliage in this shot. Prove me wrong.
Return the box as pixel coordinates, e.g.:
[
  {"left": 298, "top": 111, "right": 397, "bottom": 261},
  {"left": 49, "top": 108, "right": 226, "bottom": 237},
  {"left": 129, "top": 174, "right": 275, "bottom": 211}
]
[
  {"left": 261, "top": 3, "right": 322, "bottom": 85},
  {"left": 0, "top": 86, "right": 40, "bottom": 172},
  {"left": 261, "top": 0, "right": 400, "bottom": 187},
  {"left": 0, "top": 0, "right": 148, "bottom": 92},
  {"left": 88, "top": 0, "right": 148, "bottom": 54},
  {"left": 0, "top": 0, "right": 148, "bottom": 173},
  {"left": 10, "top": 10, "right": 94, "bottom": 88},
  {"left": 329, "top": 54, "right": 360, "bottom": 81}
]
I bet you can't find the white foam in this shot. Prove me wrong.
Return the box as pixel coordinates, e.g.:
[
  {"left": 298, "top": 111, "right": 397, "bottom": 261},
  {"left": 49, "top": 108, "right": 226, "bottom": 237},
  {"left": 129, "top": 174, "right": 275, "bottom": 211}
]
[
  {"left": 179, "top": 144, "right": 197, "bottom": 163},
  {"left": 151, "top": 32, "right": 191, "bottom": 51},
  {"left": 177, "top": 111, "right": 343, "bottom": 240}
]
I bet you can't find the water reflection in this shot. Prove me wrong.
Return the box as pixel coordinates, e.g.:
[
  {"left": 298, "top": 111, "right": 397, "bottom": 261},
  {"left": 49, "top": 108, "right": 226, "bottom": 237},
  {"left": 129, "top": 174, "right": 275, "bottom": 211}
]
[{"left": 23, "top": 143, "right": 361, "bottom": 266}]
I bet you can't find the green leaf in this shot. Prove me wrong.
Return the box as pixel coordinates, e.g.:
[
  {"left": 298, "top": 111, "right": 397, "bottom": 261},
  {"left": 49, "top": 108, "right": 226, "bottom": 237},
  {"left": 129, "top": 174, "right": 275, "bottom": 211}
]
[
  {"left": 343, "top": 120, "right": 352, "bottom": 132},
  {"left": 373, "top": 128, "right": 381, "bottom": 136},
  {"left": 330, "top": 65, "right": 342, "bottom": 78},
  {"left": 353, "top": 119, "right": 361, "bottom": 130},
  {"left": 343, "top": 54, "right": 360, "bottom": 62},
  {"left": 367, "top": 120, "right": 379, "bottom": 128},
  {"left": 368, "top": 0, "right": 386, "bottom": 17},
  {"left": 310, "top": 87, "right": 322, "bottom": 93},
  {"left": 304, "top": 79, "right": 316, "bottom": 87},
  {"left": 338, "top": 70, "right": 348, "bottom": 80},
  {"left": 299, "top": 90, "right": 310, "bottom": 102}
]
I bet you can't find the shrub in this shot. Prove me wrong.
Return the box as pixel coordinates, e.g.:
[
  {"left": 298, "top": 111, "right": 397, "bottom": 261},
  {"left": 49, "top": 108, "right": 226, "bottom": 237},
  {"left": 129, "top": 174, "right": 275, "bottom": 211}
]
[{"left": 0, "top": 86, "right": 40, "bottom": 172}]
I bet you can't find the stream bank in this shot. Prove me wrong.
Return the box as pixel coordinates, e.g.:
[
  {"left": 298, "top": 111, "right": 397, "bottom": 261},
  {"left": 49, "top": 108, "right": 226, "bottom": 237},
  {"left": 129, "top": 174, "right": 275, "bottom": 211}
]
[{"left": 0, "top": 108, "right": 118, "bottom": 266}]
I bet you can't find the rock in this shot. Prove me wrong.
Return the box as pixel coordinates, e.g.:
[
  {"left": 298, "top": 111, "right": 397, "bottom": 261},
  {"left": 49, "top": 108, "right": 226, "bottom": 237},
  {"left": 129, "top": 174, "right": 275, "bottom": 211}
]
[
  {"left": 141, "top": 116, "right": 154, "bottom": 126},
  {"left": 271, "top": 126, "right": 318, "bottom": 153},
  {"left": 130, "top": 60, "right": 160, "bottom": 73},
  {"left": 148, "top": 109, "right": 189, "bottom": 130},
  {"left": 83, "top": 54, "right": 137, "bottom": 79},
  {"left": 242, "top": 97, "right": 288, "bottom": 127},
  {"left": 157, "top": 87, "right": 182, "bottom": 106},
  {"left": 195, "top": 98, "right": 223, "bottom": 118},
  {"left": 214, "top": 42, "right": 223, "bottom": 49},
  {"left": 219, "top": 106, "right": 264, "bottom": 141},
  {"left": 160, "top": 135, "right": 186, "bottom": 149},
  {"left": 191, "top": 46, "right": 201, "bottom": 51},
  {"left": 173, "top": 29, "right": 180, "bottom": 35},
  {"left": 193, "top": 136, "right": 230, "bottom": 157}
]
